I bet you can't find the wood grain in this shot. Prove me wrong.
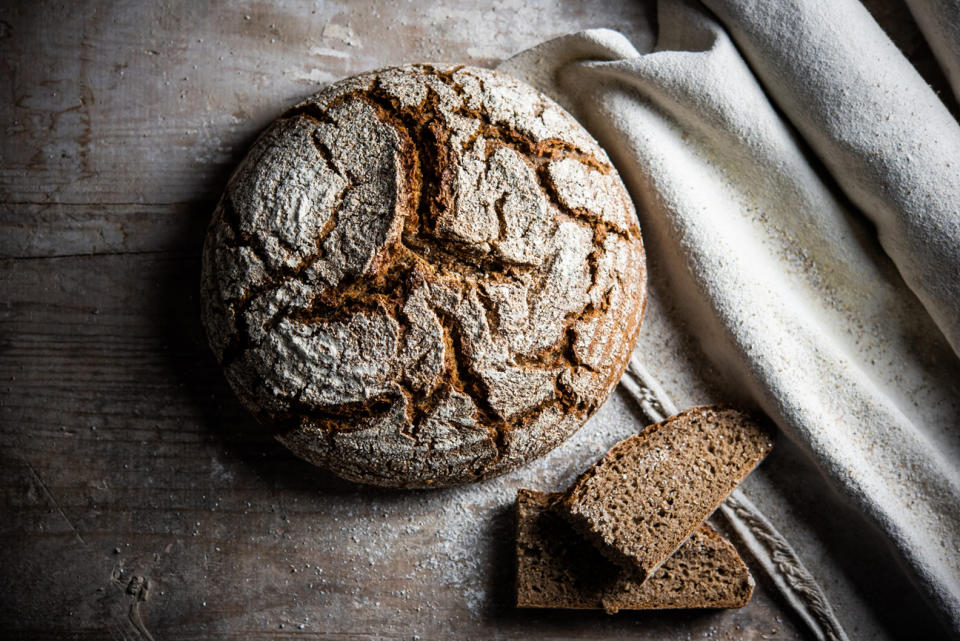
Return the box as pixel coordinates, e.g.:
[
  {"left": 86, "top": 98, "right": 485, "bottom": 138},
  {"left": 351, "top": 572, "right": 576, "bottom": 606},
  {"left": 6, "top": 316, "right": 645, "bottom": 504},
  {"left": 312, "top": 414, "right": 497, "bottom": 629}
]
[{"left": 2, "top": 0, "right": 948, "bottom": 639}]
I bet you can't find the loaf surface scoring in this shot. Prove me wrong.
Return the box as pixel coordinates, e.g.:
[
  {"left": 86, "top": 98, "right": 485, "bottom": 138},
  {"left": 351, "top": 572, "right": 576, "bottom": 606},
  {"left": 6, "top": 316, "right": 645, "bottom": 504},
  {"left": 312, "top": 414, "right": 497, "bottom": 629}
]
[{"left": 201, "top": 64, "right": 647, "bottom": 487}]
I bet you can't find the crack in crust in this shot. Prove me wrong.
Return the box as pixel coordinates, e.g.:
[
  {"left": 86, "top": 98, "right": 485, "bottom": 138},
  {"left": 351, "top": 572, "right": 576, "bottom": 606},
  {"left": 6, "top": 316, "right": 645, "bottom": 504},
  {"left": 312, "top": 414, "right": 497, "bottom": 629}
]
[{"left": 201, "top": 64, "right": 647, "bottom": 488}]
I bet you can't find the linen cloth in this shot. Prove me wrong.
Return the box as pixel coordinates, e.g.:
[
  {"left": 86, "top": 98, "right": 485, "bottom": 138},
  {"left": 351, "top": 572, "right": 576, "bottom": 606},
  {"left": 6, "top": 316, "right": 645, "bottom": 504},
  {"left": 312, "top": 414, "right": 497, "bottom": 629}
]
[
  {"left": 906, "top": 0, "right": 960, "bottom": 104},
  {"left": 500, "top": 0, "right": 960, "bottom": 635}
]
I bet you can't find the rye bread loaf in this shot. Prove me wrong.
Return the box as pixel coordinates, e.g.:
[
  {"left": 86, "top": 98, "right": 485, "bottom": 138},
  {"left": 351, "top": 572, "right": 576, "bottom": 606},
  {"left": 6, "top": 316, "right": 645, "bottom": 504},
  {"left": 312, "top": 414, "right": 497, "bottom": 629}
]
[
  {"left": 201, "top": 64, "right": 647, "bottom": 488},
  {"left": 559, "top": 406, "right": 773, "bottom": 578},
  {"left": 515, "top": 490, "right": 754, "bottom": 613}
]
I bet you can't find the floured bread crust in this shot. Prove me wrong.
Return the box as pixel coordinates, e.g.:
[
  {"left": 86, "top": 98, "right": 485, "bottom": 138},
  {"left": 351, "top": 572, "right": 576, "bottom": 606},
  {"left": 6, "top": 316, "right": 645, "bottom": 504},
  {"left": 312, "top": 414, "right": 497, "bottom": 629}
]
[{"left": 201, "top": 64, "right": 647, "bottom": 488}]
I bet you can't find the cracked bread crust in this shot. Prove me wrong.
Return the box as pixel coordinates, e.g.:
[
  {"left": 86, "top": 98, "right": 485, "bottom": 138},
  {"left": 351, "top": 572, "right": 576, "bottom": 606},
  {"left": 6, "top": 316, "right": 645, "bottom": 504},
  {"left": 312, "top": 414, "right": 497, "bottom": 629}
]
[{"left": 201, "top": 64, "right": 647, "bottom": 488}]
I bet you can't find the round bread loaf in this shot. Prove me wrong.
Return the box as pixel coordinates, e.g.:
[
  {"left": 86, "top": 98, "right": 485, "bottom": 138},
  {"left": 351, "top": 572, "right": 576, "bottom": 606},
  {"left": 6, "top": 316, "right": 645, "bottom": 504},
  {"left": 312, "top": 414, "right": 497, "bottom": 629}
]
[{"left": 201, "top": 64, "right": 647, "bottom": 488}]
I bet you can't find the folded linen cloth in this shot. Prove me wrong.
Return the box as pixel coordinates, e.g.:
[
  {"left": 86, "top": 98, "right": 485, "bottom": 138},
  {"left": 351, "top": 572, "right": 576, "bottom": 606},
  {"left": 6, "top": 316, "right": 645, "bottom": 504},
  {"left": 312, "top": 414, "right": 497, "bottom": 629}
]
[
  {"left": 905, "top": 0, "right": 960, "bottom": 104},
  {"left": 500, "top": 0, "right": 960, "bottom": 635}
]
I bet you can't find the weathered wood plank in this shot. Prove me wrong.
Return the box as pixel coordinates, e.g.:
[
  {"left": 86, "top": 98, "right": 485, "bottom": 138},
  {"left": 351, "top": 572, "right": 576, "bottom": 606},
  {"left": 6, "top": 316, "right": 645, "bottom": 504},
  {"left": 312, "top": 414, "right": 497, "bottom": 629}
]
[
  {"left": 0, "top": 0, "right": 657, "bottom": 205},
  {"left": 4, "top": 0, "right": 951, "bottom": 638},
  {"left": 0, "top": 202, "right": 210, "bottom": 258},
  {"left": 0, "top": 250, "right": 805, "bottom": 639}
]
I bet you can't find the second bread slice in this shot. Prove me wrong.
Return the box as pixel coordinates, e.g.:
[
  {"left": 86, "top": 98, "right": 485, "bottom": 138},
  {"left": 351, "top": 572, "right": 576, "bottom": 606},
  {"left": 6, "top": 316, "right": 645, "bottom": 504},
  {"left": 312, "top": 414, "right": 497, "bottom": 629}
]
[
  {"left": 516, "top": 489, "right": 755, "bottom": 613},
  {"left": 558, "top": 405, "right": 773, "bottom": 580}
]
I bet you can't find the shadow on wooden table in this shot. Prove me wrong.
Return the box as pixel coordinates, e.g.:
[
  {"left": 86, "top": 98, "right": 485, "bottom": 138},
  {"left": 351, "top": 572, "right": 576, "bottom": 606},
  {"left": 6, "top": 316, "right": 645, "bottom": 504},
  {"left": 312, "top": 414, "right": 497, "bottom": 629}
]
[
  {"left": 159, "top": 197, "right": 370, "bottom": 501},
  {"left": 154, "top": 178, "right": 804, "bottom": 639},
  {"left": 753, "top": 438, "right": 950, "bottom": 641}
]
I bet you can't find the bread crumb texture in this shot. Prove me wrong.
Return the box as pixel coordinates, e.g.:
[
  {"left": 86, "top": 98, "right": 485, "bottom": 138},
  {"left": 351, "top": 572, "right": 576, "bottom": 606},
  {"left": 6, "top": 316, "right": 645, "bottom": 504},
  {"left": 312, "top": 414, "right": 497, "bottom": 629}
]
[
  {"left": 515, "top": 490, "right": 754, "bottom": 612},
  {"left": 201, "top": 64, "right": 647, "bottom": 488},
  {"left": 560, "top": 406, "right": 773, "bottom": 575}
]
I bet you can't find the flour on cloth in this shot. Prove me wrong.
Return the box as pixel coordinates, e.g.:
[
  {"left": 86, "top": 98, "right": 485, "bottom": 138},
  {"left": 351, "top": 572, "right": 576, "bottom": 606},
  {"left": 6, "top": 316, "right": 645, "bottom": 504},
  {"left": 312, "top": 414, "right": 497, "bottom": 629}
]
[
  {"left": 500, "top": 0, "right": 960, "bottom": 635},
  {"left": 905, "top": 0, "right": 960, "bottom": 104}
]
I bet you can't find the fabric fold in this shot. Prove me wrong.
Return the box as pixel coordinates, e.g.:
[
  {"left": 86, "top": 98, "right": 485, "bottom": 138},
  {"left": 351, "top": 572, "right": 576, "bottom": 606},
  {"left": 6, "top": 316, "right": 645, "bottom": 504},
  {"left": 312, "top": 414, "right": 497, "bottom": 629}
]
[
  {"left": 701, "top": 0, "right": 960, "bottom": 359},
  {"left": 500, "top": 0, "right": 960, "bottom": 635},
  {"left": 904, "top": 0, "right": 960, "bottom": 104}
]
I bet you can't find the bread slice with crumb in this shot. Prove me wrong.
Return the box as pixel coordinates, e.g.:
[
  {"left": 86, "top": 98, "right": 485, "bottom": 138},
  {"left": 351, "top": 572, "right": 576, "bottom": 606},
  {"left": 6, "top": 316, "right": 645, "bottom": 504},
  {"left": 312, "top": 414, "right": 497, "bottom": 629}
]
[
  {"left": 558, "top": 406, "right": 773, "bottom": 580},
  {"left": 515, "top": 489, "right": 754, "bottom": 612}
]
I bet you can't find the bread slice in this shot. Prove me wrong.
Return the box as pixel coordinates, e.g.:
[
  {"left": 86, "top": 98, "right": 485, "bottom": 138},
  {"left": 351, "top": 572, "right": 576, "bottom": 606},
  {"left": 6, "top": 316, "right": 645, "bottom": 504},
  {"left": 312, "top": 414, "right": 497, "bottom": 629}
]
[
  {"left": 515, "top": 489, "right": 754, "bottom": 612},
  {"left": 558, "top": 406, "right": 773, "bottom": 579}
]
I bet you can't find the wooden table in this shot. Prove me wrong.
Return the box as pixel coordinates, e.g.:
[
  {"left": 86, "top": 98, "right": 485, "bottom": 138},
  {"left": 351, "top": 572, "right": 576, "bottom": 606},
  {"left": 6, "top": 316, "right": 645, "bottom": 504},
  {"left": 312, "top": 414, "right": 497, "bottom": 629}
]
[{"left": 2, "top": 1, "right": 950, "bottom": 639}]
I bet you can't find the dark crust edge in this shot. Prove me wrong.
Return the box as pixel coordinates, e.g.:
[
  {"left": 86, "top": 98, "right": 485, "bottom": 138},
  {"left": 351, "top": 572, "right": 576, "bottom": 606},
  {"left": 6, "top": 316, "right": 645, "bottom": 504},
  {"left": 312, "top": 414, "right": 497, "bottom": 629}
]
[
  {"left": 515, "top": 489, "right": 755, "bottom": 612},
  {"left": 557, "top": 405, "right": 774, "bottom": 573},
  {"left": 202, "top": 63, "right": 649, "bottom": 489}
]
